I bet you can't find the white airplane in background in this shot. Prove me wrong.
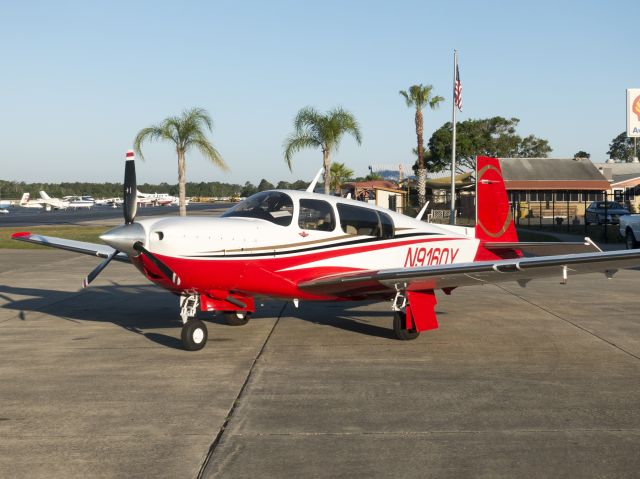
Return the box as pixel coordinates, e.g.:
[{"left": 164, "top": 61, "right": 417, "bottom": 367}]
[
  {"left": 11, "top": 151, "right": 640, "bottom": 352},
  {"left": 19, "top": 193, "right": 43, "bottom": 209},
  {"left": 39, "top": 191, "right": 70, "bottom": 211},
  {"left": 137, "top": 190, "right": 177, "bottom": 206},
  {"left": 63, "top": 196, "right": 94, "bottom": 210}
]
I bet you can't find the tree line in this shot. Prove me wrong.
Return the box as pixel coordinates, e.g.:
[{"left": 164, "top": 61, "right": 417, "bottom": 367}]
[{"left": 0, "top": 179, "right": 312, "bottom": 200}]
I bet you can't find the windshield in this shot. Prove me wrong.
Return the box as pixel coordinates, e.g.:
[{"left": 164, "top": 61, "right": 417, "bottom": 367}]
[{"left": 222, "top": 191, "right": 294, "bottom": 226}]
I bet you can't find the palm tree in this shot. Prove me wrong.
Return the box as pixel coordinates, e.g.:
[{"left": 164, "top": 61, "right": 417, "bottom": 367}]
[
  {"left": 134, "top": 107, "right": 228, "bottom": 216},
  {"left": 399, "top": 84, "right": 444, "bottom": 207},
  {"left": 284, "top": 106, "right": 362, "bottom": 195},
  {"left": 330, "top": 162, "right": 354, "bottom": 194}
]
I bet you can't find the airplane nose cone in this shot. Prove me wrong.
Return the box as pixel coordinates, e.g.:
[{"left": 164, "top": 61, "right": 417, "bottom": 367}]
[{"left": 100, "top": 223, "right": 145, "bottom": 255}]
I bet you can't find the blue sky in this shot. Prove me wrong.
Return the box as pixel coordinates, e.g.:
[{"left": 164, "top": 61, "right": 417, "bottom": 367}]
[{"left": 2, "top": 0, "right": 637, "bottom": 186}]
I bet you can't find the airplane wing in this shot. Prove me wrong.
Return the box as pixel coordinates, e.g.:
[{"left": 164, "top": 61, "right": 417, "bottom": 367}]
[
  {"left": 11, "top": 232, "right": 130, "bottom": 263},
  {"left": 298, "top": 249, "right": 640, "bottom": 297}
]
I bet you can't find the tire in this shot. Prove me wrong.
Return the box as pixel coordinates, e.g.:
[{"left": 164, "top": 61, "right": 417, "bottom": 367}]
[
  {"left": 181, "top": 319, "right": 208, "bottom": 351},
  {"left": 626, "top": 229, "right": 639, "bottom": 249},
  {"left": 224, "top": 311, "right": 250, "bottom": 326},
  {"left": 393, "top": 311, "right": 419, "bottom": 341}
]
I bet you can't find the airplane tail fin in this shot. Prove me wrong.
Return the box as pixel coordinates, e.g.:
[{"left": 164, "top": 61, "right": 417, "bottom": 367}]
[
  {"left": 475, "top": 156, "right": 518, "bottom": 243},
  {"left": 39, "top": 191, "right": 51, "bottom": 200},
  {"left": 20, "top": 193, "right": 29, "bottom": 205}
]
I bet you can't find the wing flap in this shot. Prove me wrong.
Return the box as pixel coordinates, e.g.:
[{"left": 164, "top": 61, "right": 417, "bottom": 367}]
[
  {"left": 484, "top": 237, "right": 601, "bottom": 256},
  {"left": 298, "top": 249, "right": 640, "bottom": 297},
  {"left": 11, "top": 232, "right": 129, "bottom": 263}
]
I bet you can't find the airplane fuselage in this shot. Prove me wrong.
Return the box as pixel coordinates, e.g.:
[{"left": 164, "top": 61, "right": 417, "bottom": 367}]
[{"left": 109, "top": 190, "right": 484, "bottom": 303}]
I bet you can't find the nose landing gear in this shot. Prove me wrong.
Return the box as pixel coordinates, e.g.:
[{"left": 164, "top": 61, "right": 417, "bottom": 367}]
[
  {"left": 179, "top": 293, "right": 207, "bottom": 351},
  {"left": 181, "top": 319, "right": 208, "bottom": 351}
]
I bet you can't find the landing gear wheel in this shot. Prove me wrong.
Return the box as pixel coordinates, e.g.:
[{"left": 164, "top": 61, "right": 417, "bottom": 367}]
[
  {"left": 626, "top": 230, "right": 638, "bottom": 249},
  {"left": 223, "top": 311, "right": 250, "bottom": 326},
  {"left": 393, "top": 311, "right": 419, "bottom": 341},
  {"left": 181, "top": 319, "right": 208, "bottom": 351}
]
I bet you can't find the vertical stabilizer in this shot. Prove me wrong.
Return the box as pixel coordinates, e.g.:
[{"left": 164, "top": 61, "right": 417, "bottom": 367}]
[
  {"left": 20, "top": 193, "right": 29, "bottom": 205},
  {"left": 39, "top": 191, "right": 51, "bottom": 200},
  {"left": 475, "top": 156, "right": 518, "bottom": 243}
]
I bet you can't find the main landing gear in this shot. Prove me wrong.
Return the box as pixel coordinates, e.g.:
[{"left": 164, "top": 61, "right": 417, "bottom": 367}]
[
  {"left": 391, "top": 288, "right": 420, "bottom": 341},
  {"left": 223, "top": 310, "right": 250, "bottom": 326},
  {"left": 393, "top": 311, "right": 419, "bottom": 341}
]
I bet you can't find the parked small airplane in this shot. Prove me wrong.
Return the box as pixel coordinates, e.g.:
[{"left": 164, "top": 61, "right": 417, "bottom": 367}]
[
  {"left": 18, "top": 193, "right": 43, "bottom": 209},
  {"left": 39, "top": 191, "right": 70, "bottom": 211},
  {"left": 12, "top": 151, "right": 640, "bottom": 351},
  {"left": 63, "top": 196, "right": 94, "bottom": 209},
  {"left": 137, "top": 190, "right": 178, "bottom": 206}
]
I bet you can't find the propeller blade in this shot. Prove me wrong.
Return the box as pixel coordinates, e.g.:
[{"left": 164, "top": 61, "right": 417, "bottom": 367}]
[
  {"left": 123, "top": 150, "right": 137, "bottom": 224},
  {"left": 133, "top": 242, "right": 181, "bottom": 286},
  {"left": 82, "top": 250, "right": 120, "bottom": 288}
]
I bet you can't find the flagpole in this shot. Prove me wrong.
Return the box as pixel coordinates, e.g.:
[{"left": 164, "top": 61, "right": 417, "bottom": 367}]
[{"left": 449, "top": 49, "right": 458, "bottom": 225}]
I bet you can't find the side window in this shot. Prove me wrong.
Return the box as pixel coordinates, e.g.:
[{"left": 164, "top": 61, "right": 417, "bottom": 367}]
[
  {"left": 379, "top": 211, "right": 394, "bottom": 239},
  {"left": 298, "top": 199, "right": 336, "bottom": 231},
  {"left": 337, "top": 204, "right": 377, "bottom": 236},
  {"left": 337, "top": 203, "right": 395, "bottom": 238}
]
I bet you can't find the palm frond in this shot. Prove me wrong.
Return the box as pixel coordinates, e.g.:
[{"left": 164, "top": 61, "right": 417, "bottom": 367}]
[
  {"left": 133, "top": 126, "right": 164, "bottom": 160},
  {"left": 294, "top": 106, "right": 323, "bottom": 134},
  {"left": 399, "top": 89, "right": 413, "bottom": 107},
  {"left": 190, "top": 135, "right": 228, "bottom": 172},
  {"left": 283, "top": 133, "right": 322, "bottom": 171},
  {"left": 429, "top": 95, "right": 445, "bottom": 109}
]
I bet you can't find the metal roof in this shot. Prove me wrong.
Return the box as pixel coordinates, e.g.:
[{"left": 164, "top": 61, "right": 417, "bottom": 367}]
[{"left": 498, "top": 158, "right": 609, "bottom": 190}]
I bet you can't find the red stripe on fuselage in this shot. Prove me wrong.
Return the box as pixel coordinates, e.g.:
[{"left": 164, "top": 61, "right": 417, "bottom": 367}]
[{"left": 133, "top": 235, "right": 474, "bottom": 301}]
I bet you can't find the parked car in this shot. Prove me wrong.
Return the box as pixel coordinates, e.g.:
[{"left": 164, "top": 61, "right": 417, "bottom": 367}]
[
  {"left": 584, "top": 201, "right": 629, "bottom": 225},
  {"left": 619, "top": 214, "right": 640, "bottom": 248}
]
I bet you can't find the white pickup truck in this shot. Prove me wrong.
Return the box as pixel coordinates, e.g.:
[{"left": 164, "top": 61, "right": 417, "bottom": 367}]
[{"left": 619, "top": 215, "right": 640, "bottom": 249}]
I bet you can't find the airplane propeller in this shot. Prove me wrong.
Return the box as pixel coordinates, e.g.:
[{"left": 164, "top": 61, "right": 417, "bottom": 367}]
[
  {"left": 81, "top": 150, "right": 180, "bottom": 288},
  {"left": 123, "top": 150, "right": 138, "bottom": 224}
]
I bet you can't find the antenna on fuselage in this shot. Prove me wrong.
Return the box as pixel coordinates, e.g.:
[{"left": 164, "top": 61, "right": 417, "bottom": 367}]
[
  {"left": 306, "top": 167, "right": 325, "bottom": 193},
  {"left": 415, "top": 200, "right": 430, "bottom": 221}
]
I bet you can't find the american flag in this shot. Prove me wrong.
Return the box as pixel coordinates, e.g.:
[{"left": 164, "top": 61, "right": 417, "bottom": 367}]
[{"left": 454, "top": 64, "right": 462, "bottom": 112}]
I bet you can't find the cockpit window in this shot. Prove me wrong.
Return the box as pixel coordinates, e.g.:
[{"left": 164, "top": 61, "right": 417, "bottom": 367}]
[
  {"left": 299, "top": 199, "right": 336, "bottom": 231},
  {"left": 222, "top": 191, "right": 294, "bottom": 226}
]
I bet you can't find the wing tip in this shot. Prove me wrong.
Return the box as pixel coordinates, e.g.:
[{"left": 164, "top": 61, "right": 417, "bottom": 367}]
[{"left": 11, "top": 231, "right": 32, "bottom": 239}]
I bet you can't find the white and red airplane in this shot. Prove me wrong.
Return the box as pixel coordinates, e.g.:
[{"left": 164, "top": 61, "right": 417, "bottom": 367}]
[{"left": 12, "top": 151, "right": 640, "bottom": 351}]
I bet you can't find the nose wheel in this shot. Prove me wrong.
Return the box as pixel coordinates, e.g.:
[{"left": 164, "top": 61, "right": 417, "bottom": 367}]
[{"left": 181, "top": 319, "right": 208, "bottom": 351}]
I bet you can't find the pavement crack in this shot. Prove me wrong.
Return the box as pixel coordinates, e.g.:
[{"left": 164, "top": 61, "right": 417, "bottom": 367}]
[
  {"left": 495, "top": 284, "right": 640, "bottom": 361},
  {"left": 196, "top": 301, "right": 288, "bottom": 479}
]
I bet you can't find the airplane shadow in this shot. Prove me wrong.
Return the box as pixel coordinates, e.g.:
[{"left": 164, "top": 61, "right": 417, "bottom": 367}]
[
  {"left": 0, "top": 284, "right": 448, "bottom": 348},
  {"left": 288, "top": 301, "right": 448, "bottom": 340},
  {"left": 0, "top": 282, "right": 186, "bottom": 349}
]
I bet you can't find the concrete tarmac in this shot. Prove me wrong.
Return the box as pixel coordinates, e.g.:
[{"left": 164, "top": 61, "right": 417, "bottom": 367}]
[{"left": 0, "top": 250, "right": 639, "bottom": 478}]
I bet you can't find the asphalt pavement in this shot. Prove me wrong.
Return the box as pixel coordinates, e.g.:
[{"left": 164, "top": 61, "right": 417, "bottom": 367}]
[{"left": 0, "top": 249, "right": 639, "bottom": 478}]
